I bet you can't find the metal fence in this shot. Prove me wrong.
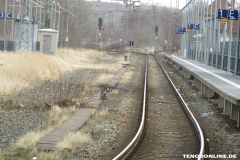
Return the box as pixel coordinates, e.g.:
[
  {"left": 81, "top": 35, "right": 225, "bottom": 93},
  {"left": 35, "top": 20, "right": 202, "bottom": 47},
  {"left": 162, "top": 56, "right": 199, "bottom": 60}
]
[
  {"left": 180, "top": 0, "right": 240, "bottom": 75},
  {"left": 1, "top": 0, "right": 86, "bottom": 53}
]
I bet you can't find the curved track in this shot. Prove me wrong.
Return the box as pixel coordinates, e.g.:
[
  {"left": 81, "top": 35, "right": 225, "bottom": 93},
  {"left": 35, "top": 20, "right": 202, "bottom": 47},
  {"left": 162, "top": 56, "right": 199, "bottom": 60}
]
[{"left": 113, "top": 54, "right": 205, "bottom": 160}]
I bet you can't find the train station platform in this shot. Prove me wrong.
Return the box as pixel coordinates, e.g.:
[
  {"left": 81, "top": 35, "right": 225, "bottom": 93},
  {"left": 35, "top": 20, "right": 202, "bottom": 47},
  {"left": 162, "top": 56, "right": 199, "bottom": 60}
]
[{"left": 165, "top": 55, "right": 240, "bottom": 127}]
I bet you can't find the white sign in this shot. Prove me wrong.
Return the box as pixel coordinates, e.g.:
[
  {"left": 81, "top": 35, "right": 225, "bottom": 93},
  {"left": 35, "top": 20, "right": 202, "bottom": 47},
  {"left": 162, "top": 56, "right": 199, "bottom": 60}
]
[
  {"left": 120, "top": 39, "right": 122, "bottom": 41},
  {"left": 99, "top": 33, "right": 101, "bottom": 36}
]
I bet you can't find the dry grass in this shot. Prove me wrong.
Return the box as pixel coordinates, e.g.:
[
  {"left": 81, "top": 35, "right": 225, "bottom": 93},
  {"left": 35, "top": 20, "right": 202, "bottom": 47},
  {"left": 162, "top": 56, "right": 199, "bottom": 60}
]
[
  {"left": 0, "top": 49, "right": 120, "bottom": 95},
  {"left": 19, "top": 149, "right": 71, "bottom": 160},
  {"left": 95, "top": 109, "right": 109, "bottom": 121},
  {"left": 15, "top": 128, "right": 52, "bottom": 149},
  {"left": 0, "top": 51, "right": 72, "bottom": 94},
  {"left": 92, "top": 73, "right": 114, "bottom": 86},
  {"left": 57, "top": 48, "right": 103, "bottom": 63},
  {"left": 0, "top": 152, "right": 4, "bottom": 160},
  {"left": 56, "top": 131, "right": 92, "bottom": 151},
  {"left": 120, "top": 69, "right": 134, "bottom": 84},
  {"left": 0, "top": 48, "right": 122, "bottom": 109}
]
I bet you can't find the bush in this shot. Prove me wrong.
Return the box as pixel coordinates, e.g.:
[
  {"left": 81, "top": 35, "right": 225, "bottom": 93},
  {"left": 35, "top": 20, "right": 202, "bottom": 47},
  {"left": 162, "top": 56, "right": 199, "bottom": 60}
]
[
  {"left": 102, "top": 45, "right": 110, "bottom": 52},
  {"left": 110, "top": 42, "right": 125, "bottom": 50}
]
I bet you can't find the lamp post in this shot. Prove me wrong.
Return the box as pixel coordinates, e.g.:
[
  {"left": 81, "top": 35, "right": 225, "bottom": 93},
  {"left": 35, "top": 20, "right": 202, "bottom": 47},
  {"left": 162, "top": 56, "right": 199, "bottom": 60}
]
[
  {"left": 57, "top": 2, "right": 60, "bottom": 31},
  {"left": 56, "top": 2, "right": 60, "bottom": 47},
  {"left": 3, "top": 0, "right": 8, "bottom": 52}
]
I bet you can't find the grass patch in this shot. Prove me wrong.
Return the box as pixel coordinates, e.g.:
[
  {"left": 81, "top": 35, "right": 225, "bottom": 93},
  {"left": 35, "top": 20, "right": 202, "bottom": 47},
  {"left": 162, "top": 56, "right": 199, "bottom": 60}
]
[
  {"left": 95, "top": 109, "right": 110, "bottom": 121},
  {"left": 120, "top": 69, "right": 134, "bottom": 84},
  {"left": 56, "top": 131, "right": 92, "bottom": 151},
  {"left": 92, "top": 73, "right": 114, "bottom": 86}
]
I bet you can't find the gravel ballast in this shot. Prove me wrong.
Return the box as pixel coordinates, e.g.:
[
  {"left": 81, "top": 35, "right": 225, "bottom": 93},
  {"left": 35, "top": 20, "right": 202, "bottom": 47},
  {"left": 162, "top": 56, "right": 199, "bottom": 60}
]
[
  {"left": 0, "top": 111, "right": 49, "bottom": 149},
  {"left": 157, "top": 53, "right": 240, "bottom": 158}
]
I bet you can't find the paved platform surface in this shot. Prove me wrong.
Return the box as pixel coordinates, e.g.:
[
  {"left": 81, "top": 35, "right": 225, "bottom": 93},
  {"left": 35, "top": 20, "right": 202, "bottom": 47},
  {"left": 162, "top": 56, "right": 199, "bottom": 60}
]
[{"left": 166, "top": 55, "right": 240, "bottom": 105}]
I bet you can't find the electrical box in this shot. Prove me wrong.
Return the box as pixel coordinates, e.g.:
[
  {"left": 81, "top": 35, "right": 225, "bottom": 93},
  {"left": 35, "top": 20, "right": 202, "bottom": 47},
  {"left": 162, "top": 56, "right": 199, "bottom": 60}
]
[{"left": 37, "top": 29, "right": 58, "bottom": 56}]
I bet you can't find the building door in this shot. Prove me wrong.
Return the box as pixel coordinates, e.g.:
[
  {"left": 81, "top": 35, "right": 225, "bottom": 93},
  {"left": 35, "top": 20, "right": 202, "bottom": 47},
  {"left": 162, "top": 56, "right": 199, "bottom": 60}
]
[{"left": 43, "top": 35, "right": 52, "bottom": 54}]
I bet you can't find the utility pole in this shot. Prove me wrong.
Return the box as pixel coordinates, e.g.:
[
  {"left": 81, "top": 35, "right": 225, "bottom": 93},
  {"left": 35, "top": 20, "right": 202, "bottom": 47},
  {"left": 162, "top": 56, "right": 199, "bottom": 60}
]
[
  {"left": 44, "top": 0, "right": 53, "bottom": 28},
  {"left": 137, "top": 7, "right": 139, "bottom": 49},
  {"left": 110, "top": 12, "right": 114, "bottom": 45},
  {"left": 95, "top": 14, "right": 98, "bottom": 42},
  {"left": 125, "top": 5, "right": 129, "bottom": 48},
  {"left": 39, "top": 0, "right": 42, "bottom": 29},
  {"left": 167, "top": 0, "right": 172, "bottom": 52},
  {"left": 80, "top": 0, "right": 83, "bottom": 50},
  {"left": 3, "top": 0, "right": 7, "bottom": 52},
  {"left": 19, "top": 0, "right": 31, "bottom": 52},
  {"left": 61, "top": 0, "right": 69, "bottom": 49},
  {"left": 176, "top": 0, "right": 179, "bottom": 9},
  {"left": 102, "top": 13, "right": 106, "bottom": 45},
  {"left": 227, "top": 0, "right": 234, "bottom": 72},
  {"left": 11, "top": 0, "right": 15, "bottom": 42},
  {"left": 53, "top": 1, "right": 56, "bottom": 29},
  {"left": 151, "top": 4, "right": 154, "bottom": 52},
  {"left": 75, "top": 0, "right": 80, "bottom": 50},
  {"left": 98, "top": 17, "right": 103, "bottom": 51}
]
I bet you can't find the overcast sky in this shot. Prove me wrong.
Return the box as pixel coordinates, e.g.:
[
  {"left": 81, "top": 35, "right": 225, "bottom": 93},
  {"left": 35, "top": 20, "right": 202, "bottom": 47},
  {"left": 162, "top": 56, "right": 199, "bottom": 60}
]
[{"left": 96, "top": 0, "right": 189, "bottom": 9}]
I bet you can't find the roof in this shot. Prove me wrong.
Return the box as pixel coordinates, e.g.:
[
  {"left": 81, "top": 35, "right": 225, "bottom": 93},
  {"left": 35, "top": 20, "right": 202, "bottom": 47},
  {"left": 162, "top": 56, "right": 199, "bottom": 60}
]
[{"left": 38, "top": 29, "right": 59, "bottom": 33}]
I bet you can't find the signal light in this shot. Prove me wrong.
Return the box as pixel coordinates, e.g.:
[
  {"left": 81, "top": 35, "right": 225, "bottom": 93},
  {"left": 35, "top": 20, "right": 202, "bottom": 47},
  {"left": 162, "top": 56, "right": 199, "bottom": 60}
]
[
  {"left": 129, "top": 41, "right": 134, "bottom": 46},
  {"left": 99, "top": 17, "right": 103, "bottom": 29},
  {"left": 155, "top": 25, "right": 158, "bottom": 35}
]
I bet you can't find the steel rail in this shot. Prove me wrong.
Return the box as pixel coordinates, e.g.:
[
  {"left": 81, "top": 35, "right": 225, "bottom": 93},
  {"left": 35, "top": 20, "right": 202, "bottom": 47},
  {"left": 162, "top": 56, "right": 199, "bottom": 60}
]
[
  {"left": 153, "top": 54, "right": 205, "bottom": 160},
  {"left": 113, "top": 54, "right": 205, "bottom": 160},
  {"left": 112, "top": 55, "right": 148, "bottom": 160}
]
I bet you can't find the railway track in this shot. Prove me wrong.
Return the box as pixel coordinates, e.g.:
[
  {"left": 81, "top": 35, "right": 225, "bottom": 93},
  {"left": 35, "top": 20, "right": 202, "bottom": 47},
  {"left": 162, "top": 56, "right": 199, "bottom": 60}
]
[{"left": 113, "top": 54, "right": 206, "bottom": 160}]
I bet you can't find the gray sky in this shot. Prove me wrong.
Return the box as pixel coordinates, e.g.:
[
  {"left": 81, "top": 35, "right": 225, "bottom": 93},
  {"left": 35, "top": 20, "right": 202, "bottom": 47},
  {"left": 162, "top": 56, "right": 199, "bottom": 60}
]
[{"left": 90, "top": 0, "right": 189, "bottom": 9}]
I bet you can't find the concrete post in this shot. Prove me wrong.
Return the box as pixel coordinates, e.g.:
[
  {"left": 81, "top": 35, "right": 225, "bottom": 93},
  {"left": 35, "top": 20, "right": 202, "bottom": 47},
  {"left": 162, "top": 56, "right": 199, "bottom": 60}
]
[{"left": 224, "top": 99, "right": 231, "bottom": 115}]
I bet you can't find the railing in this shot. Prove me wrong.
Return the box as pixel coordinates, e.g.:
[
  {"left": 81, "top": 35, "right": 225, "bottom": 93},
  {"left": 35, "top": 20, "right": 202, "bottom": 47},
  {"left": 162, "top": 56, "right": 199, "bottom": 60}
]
[
  {"left": 223, "top": 55, "right": 228, "bottom": 70},
  {"left": 230, "top": 56, "right": 236, "bottom": 73},
  {"left": 185, "top": 41, "right": 240, "bottom": 74},
  {"left": 208, "top": 52, "right": 212, "bottom": 65},
  {"left": 213, "top": 53, "right": 217, "bottom": 66},
  {"left": 218, "top": 54, "right": 222, "bottom": 68}
]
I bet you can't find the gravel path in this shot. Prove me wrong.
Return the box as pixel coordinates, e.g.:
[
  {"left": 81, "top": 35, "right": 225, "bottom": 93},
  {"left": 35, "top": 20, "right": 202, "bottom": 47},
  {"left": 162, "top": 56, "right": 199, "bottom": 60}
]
[{"left": 157, "top": 53, "right": 240, "bottom": 159}]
